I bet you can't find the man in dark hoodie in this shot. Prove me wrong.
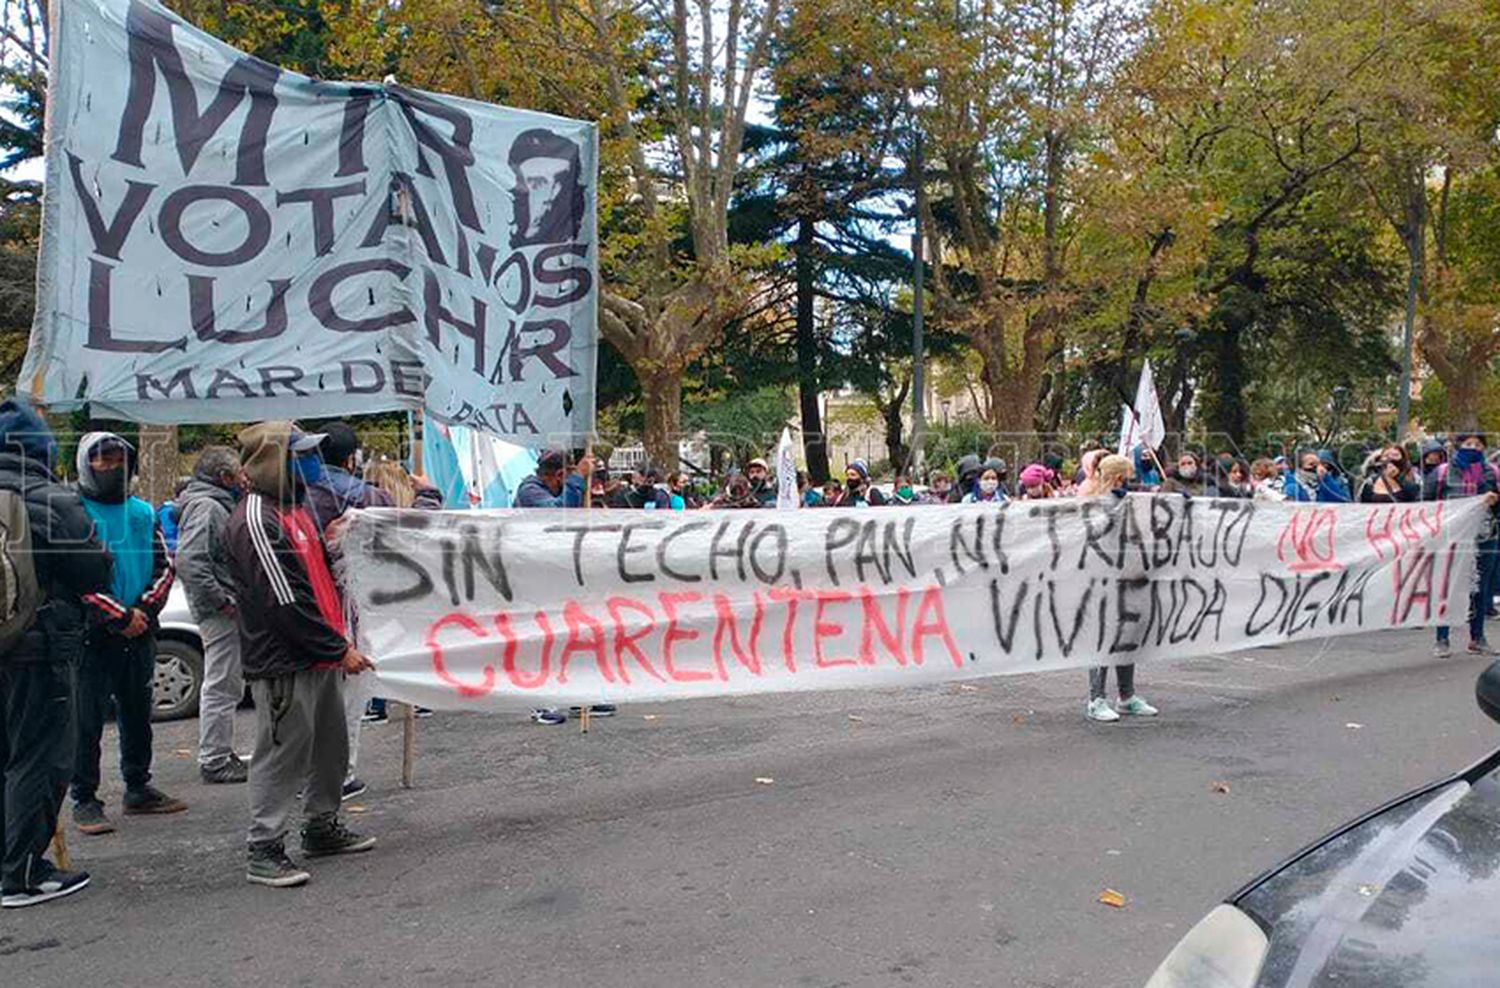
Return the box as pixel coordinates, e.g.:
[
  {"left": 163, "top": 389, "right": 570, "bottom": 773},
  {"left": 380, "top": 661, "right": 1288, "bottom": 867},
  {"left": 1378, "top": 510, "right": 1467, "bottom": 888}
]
[
  {"left": 225, "top": 421, "right": 376, "bottom": 888},
  {"left": 0, "top": 399, "right": 113, "bottom": 908},
  {"left": 70, "top": 432, "right": 181, "bottom": 836},
  {"left": 175, "top": 446, "right": 249, "bottom": 784}
]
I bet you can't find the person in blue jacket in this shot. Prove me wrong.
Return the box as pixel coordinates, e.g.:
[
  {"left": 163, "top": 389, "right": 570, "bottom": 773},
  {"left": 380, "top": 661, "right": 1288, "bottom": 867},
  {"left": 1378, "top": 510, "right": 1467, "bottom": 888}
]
[
  {"left": 514, "top": 449, "right": 590, "bottom": 507},
  {"left": 1284, "top": 449, "right": 1350, "bottom": 502}
]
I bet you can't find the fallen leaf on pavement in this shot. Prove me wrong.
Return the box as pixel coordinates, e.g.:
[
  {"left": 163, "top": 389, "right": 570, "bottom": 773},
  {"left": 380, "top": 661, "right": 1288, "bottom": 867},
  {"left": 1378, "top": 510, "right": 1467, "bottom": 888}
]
[
  {"left": 642, "top": 714, "right": 660, "bottom": 721},
  {"left": 1212, "top": 781, "right": 1231, "bottom": 794},
  {"left": 173, "top": 748, "right": 191, "bottom": 757},
  {"left": 1098, "top": 889, "right": 1126, "bottom": 908},
  {"left": 1345, "top": 722, "right": 1363, "bottom": 730},
  {"left": 847, "top": 715, "right": 864, "bottom": 723},
  {"left": 957, "top": 685, "right": 979, "bottom": 693},
  {"left": 347, "top": 805, "right": 366, "bottom": 814},
  {"left": 754, "top": 777, "right": 775, "bottom": 785},
  {"left": 1011, "top": 714, "right": 1026, "bottom": 725}
]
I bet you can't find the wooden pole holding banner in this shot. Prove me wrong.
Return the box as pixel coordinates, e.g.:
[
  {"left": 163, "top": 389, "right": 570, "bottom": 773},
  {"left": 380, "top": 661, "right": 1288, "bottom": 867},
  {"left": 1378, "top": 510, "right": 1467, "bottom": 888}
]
[
  {"left": 401, "top": 410, "right": 424, "bottom": 788},
  {"left": 580, "top": 437, "right": 593, "bottom": 734},
  {"left": 51, "top": 817, "right": 70, "bottom": 871}
]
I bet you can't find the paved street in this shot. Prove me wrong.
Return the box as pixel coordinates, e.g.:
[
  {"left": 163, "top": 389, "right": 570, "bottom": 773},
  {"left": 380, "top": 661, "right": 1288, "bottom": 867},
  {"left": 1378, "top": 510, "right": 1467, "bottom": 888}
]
[{"left": 4, "top": 629, "right": 1496, "bottom": 988}]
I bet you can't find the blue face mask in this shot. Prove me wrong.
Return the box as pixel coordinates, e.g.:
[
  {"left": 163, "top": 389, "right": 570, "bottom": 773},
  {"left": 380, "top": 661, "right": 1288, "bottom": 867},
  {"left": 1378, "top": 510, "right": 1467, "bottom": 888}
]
[
  {"left": 291, "top": 454, "right": 324, "bottom": 485},
  {"left": 1455, "top": 447, "right": 1484, "bottom": 469},
  {"left": 1110, "top": 486, "right": 1128, "bottom": 499}
]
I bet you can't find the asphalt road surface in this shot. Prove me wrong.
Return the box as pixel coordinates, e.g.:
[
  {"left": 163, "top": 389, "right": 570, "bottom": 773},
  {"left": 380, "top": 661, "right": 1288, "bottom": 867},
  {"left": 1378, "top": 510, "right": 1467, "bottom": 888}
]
[{"left": 4, "top": 629, "right": 1497, "bottom": 988}]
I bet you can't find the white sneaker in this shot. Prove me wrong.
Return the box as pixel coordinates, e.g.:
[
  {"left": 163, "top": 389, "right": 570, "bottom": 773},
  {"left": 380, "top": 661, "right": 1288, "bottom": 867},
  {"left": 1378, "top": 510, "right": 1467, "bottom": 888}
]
[
  {"left": 1086, "top": 697, "right": 1120, "bottom": 722},
  {"left": 1116, "top": 695, "right": 1159, "bottom": 717}
]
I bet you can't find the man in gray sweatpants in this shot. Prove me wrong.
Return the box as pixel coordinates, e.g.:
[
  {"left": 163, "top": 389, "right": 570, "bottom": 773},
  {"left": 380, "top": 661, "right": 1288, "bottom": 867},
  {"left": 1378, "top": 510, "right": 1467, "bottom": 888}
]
[
  {"left": 175, "top": 447, "right": 249, "bottom": 784},
  {"left": 225, "top": 422, "right": 376, "bottom": 888}
]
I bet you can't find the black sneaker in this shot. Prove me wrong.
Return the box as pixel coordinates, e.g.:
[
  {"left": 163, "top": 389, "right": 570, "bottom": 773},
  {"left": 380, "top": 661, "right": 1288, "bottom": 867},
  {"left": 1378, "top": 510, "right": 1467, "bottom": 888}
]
[
  {"left": 201, "top": 755, "right": 250, "bottom": 785},
  {"left": 123, "top": 785, "right": 188, "bottom": 815},
  {"left": 301, "top": 816, "right": 377, "bottom": 858},
  {"left": 2, "top": 867, "right": 90, "bottom": 908},
  {"left": 413, "top": 706, "right": 434, "bottom": 719},
  {"left": 73, "top": 800, "right": 115, "bottom": 835},
  {"left": 341, "top": 777, "right": 368, "bottom": 801},
  {"left": 360, "top": 707, "right": 389, "bottom": 725},
  {"left": 530, "top": 708, "right": 567, "bottom": 725},
  {"left": 569, "top": 704, "right": 617, "bottom": 718},
  {"left": 246, "top": 841, "right": 310, "bottom": 888}
]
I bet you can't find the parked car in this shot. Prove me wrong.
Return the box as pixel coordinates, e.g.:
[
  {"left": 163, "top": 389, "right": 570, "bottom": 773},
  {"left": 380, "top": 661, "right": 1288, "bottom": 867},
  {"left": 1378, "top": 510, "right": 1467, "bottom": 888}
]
[
  {"left": 152, "top": 582, "right": 204, "bottom": 721},
  {"left": 1145, "top": 660, "right": 1500, "bottom": 987}
]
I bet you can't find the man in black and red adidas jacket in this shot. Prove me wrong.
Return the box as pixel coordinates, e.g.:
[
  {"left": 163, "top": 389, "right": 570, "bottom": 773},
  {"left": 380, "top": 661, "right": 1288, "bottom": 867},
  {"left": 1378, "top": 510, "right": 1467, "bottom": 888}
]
[{"left": 224, "top": 421, "right": 376, "bottom": 888}]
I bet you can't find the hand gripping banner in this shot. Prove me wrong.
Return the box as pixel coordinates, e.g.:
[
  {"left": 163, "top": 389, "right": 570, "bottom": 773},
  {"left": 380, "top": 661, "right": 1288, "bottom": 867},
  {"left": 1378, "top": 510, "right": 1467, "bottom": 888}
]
[
  {"left": 24, "top": 0, "right": 598, "bottom": 443},
  {"left": 338, "top": 497, "right": 1491, "bottom": 712}
]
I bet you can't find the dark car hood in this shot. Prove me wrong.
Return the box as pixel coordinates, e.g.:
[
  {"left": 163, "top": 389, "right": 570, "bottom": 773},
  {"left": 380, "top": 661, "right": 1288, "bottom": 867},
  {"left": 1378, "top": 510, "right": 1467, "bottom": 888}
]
[{"left": 1238, "top": 749, "right": 1500, "bottom": 988}]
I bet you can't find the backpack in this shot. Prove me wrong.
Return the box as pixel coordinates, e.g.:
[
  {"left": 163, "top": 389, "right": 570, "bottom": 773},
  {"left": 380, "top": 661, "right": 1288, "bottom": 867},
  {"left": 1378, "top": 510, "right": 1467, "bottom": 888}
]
[{"left": 0, "top": 489, "right": 40, "bottom": 656}]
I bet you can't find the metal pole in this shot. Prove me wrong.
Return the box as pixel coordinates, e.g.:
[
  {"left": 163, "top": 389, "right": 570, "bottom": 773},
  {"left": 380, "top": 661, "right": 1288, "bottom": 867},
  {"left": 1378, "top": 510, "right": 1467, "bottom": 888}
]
[{"left": 911, "top": 133, "right": 926, "bottom": 475}]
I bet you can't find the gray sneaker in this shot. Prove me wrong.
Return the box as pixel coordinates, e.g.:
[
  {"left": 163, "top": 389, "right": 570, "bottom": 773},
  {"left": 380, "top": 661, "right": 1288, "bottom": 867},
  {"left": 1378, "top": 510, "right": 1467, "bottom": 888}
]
[
  {"left": 301, "top": 816, "right": 377, "bottom": 858},
  {"left": 1434, "top": 639, "right": 1452, "bottom": 658},
  {"left": 73, "top": 800, "right": 114, "bottom": 836},
  {"left": 201, "top": 755, "right": 250, "bottom": 785},
  {"left": 247, "top": 841, "right": 310, "bottom": 888}
]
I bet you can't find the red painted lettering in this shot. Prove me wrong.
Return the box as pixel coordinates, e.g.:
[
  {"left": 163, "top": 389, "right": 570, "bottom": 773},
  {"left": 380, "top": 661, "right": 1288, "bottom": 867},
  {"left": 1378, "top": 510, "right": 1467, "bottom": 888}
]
[
  {"left": 560, "top": 599, "right": 616, "bottom": 685},
  {"left": 858, "top": 586, "right": 909, "bottom": 666},
  {"left": 607, "top": 596, "right": 665, "bottom": 684},
  {"left": 425, "top": 611, "right": 496, "bottom": 698},
  {"left": 659, "top": 592, "right": 711, "bottom": 683},
  {"left": 711, "top": 591, "right": 765, "bottom": 679},
  {"left": 497, "top": 610, "right": 553, "bottom": 689},
  {"left": 912, "top": 586, "right": 963, "bottom": 668},
  {"left": 768, "top": 586, "right": 806, "bottom": 673},
  {"left": 813, "top": 589, "right": 857, "bottom": 669}
]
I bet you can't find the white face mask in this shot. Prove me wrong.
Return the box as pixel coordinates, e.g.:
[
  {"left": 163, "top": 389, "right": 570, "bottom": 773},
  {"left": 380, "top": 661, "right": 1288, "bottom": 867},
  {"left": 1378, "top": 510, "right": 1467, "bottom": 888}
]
[{"left": 979, "top": 478, "right": 1000, "bottom": 494}]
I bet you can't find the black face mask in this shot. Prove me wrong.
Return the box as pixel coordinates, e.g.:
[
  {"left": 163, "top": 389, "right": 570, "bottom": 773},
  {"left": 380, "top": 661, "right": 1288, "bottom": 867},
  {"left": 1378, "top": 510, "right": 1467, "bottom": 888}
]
[
  {"left": 846, "top": 478, "right": 863, "bottom": 491},
  {"left": 91, "top": 466, "right": 127, "bottom": 502}
]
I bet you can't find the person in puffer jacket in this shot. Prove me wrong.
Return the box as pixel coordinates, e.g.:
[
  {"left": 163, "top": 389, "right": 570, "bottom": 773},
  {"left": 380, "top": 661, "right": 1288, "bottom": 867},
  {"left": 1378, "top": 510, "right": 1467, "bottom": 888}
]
[
  {"left": 175, "top": 446, "right": 249, "bottom": 784},
  {"left": 70, "top": 432, "right": 182, "bottom": 837},
  {"left": 224, "top": 421, "right": 376, "bottom": 888},
  {"left": 0, "top": 398, "right": 113, "bottom": 909}
]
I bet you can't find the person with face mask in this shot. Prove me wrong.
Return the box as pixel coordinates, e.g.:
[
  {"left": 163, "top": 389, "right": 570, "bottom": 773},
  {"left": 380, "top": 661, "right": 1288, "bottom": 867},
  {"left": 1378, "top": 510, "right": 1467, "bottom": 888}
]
[
  {"left": 833, "top": 460, "right": 886, "bottom": 507},
  {"left": 1080, "top": 455, "right": 1159, "bottom": 722},
  {"left": 224, "top": 422, "right": 378, "bottom": 887},
  {"left": 610, "top": 465, "right": 672, "bottom": 510},
  {"left": 1419, "top": 439, "right": 1447, "bottom": 490},
  {"left": 1159, "top": 451, "right": 1207, "bottom": 497},
  {"left": 951, "top": 455, "right": 982, "bottom": 503},
  {"left": 745, "top": 458, "right": 776, "bottom": 507},
  {"left": 175, "top": 446, "right": 252, "bottom": 785},
  {"left": 70, "top": 433, "right": 182, "bottom": 837},
  {"left": 963, "top": 468, "right": 1007, "bottom": 503},
  {"left": 891, "top": 474, "right": 920, "bottom": 506},
  {"left": 1284, "top": 449, "right": 1351, "bottom": 502},
  {"left": 1425, "top": 432, "right": 1500, "bottom": 657}
]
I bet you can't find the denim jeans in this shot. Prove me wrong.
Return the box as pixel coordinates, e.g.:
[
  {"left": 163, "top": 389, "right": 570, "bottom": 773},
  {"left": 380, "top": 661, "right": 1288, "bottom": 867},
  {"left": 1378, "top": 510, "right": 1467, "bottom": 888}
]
[{"left": 1437, "top": 538, "right": 1500, "bottom": 645}]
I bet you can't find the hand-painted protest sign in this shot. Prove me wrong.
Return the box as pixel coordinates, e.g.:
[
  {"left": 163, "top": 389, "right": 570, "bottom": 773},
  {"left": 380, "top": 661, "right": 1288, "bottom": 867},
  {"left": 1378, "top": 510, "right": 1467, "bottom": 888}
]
[
  {"left": 23, "top": 0, "right": 597, "bottom": 444},
  {"left": 339, "top": 496, "right": 1489, "bottom": 711}
]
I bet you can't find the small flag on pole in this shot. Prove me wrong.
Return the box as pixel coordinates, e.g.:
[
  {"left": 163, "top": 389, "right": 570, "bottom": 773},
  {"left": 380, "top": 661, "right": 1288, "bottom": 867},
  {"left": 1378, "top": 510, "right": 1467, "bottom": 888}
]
[
  {"left": 1118, "top": 359, "right": 1166, "bottom": 458},
  {"left": 776, "top": 427, "right": 798, "bottom": 510}
]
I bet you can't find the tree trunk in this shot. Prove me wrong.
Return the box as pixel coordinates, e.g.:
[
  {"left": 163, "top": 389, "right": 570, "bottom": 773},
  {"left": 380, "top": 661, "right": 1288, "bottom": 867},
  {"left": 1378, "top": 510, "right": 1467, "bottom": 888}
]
[
  {"left": 883, "top": 399, "right": 907, "bottom": 471},
  {"left": 641, "top": 370, "right": 683, "bottom": 469},
  {"left": 135, "top": 423, "right": 178, "bottom": 506},
  {"left": 1206, "top": 311, "right": 1248, "bottom": 446},
  {"left": 794, "top": 215, "right": 830, "bottom": 483}
]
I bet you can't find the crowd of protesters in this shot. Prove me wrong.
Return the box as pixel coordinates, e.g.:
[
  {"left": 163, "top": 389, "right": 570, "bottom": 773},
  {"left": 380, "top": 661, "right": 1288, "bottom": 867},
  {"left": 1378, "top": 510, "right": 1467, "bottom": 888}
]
[{"left": 5, "top": 401, "right": 1500, "bottom": 909}]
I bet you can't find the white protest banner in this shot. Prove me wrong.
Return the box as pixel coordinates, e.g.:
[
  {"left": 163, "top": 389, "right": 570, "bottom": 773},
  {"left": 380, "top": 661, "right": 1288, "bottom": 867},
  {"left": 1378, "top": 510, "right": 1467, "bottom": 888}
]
[
  {"left": 340, "top": 497, "right": 1489, "bottom": 712},
  {"left": 23, "top": 0, "right": 597, "bottom": 444}
]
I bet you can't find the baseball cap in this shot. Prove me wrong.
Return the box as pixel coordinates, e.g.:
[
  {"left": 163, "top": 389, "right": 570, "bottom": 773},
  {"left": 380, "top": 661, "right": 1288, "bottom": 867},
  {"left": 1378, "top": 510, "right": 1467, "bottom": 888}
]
[
  {"left": 288, "top": 427, "right": 327, "bottom": 454},
  {"left": 319, "top": 422, "right": 359, "bottom": 463}
]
